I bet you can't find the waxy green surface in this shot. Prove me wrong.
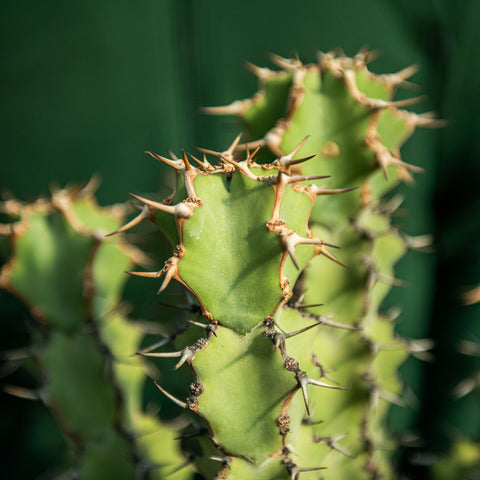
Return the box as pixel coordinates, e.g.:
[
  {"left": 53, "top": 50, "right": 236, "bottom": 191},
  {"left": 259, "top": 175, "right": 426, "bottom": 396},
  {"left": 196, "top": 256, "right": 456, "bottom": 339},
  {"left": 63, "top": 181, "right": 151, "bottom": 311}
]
[
  {"left": 179, "top": 171, "right": 315, "bottom": 334},
  {"left": 2, "top": 194, "right": 190, "bottom": 479},
  {"left": 194, "top": 326, "right": 294, "bottom": 460}
]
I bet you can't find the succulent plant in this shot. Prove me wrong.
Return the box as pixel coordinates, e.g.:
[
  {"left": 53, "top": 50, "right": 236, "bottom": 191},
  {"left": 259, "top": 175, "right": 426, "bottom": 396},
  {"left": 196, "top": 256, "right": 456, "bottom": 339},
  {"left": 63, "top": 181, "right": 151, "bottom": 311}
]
[
  {"left": 1, "top": 50, "right": 437, "bottom": 479},
  {"left": 0, "top": 184, "right": 188, "bottom": 479}
]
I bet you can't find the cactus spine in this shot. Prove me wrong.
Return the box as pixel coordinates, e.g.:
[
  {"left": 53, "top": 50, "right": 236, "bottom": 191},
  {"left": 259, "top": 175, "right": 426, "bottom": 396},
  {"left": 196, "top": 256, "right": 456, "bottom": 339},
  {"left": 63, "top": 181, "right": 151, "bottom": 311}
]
[{"left": 1, "top": 50, "right": 436, "bottom": 479}]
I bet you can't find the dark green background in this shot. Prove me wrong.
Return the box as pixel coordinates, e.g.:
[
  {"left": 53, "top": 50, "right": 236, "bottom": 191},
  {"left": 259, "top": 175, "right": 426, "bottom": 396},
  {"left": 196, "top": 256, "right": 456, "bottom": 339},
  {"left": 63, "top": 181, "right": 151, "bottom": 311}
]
[{"left": 1, "top": 0, "right": 479, "bottom": 478}]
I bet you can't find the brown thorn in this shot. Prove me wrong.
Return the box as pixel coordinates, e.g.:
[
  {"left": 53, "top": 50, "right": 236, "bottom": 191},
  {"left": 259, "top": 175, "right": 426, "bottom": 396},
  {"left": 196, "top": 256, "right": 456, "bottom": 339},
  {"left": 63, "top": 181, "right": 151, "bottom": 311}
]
[
  {"left": 282, "top": 155, "right": 316, "bottom": 169},
  {"left": 284, "top": 321, "right": 323, "bottom": 339},
  {"left": 272, "top": 136, "right": 312, "bottom": 169},
  {"left": 374, "top": 95, "right": 427, "bottom": 110},
  {"left": 125, "top": 270, "right": 162, "bottom": 279},
  {"left": 227, "top": 132, "right": 243, "bottom": 155},
  {"left": 308, "top": 185, "right": 358, "bottom": 197},
  {"left": 136, "top": 337, "right": 171, "bottom": 355},
  {"left": 105, "top": 204, "right": 151, "bottom": 237},
  {"left": 187, "top": 319, "right": 218, "bottom": 337},
  {"left": 288, "top": 135, "right": 310, "bottom": 158},
  {"left": 285, "top": 174, "right": 330, "bottom": 185},
  {"left": 297, "top": 371, "right": 347, "bottom": 415},
  {"left": 291, "top": 466, "right": 327, "bottom": 479},
  {"left": 201, "top": 100, "right": 247, "bottom": 116},
  {"left": 153, "top": 381, "right": 187, "bottom": 409},
  {"left": 168, "top": 149, "right": 180, "bottom": 160},
  {"left": 269, "top": 52, "right": 300, "bottom": 70},
  {"left": 285, "top": 240, "right": 299, "bottom": 270},
  {"left": 313, "top": 434, "right": 352, "bottom": 457},
  {"left": 298, "top": 373, "right": 311, "bottom": 416},
  {"left": 307, "top": 377, "right": 347, "bottom": 391},
  {"left": 146, "top": 151, "right": 183, "bottom": 170},
  {"left": 383, "top": 64, "right": 419, "bottom": 87},
  {"left": 245, "top": 61, "right": 274, "bottom": 79},
  {"left": 409, "top": 112, "right": 448, "bottom": 128},
  {"left": 463, "top": 286, "right": 480, "bottom": 306},
  {"left": 355, "top": 46, "right": 379, "bottom": 64},
  {"left": 281, "top": 387, "right": 300, "bottom": 416},
  {"left": 246, "top": 144, "right": 262, "bottom": 166},
  {"left": 2, "top": 384, "right": 40, "bottom": 401},
  {"left": 316, "top": 245, "right": 347, "bottom": 268},
  {"left": 158, "top": 266, "right": 177, "bottom": 294},
  {"left": 234, "top": 138, "right": 266, "bottom": 151},
  {"left": 194, "top": 146, "right": 221, "bottom": 157},
  {"left": 129, "top": 193, "right": 175, "bottom": 215},
  {"left": 130, "top": 193, "right": 195, "bottom": 220},
  {"left": 181, "top": 150, "right": 192, "bottom": 170},
  {"left": 138, "top": 350, "right": 183, "bottom": 359},
  {"left": 187, "top": 152, "right": 211, "bottom": 170}
]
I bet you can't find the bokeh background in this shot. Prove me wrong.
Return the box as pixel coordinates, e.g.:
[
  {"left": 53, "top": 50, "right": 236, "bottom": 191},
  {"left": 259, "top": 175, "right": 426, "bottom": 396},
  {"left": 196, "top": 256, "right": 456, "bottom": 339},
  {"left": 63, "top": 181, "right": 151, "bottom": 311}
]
[{"left": 1, "top": 0, "right": 479, "bottom": 478}]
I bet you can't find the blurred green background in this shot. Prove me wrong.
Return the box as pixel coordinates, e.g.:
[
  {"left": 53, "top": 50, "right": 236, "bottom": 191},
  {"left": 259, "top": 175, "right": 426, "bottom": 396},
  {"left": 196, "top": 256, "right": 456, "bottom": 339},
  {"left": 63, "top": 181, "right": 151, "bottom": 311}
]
[{"left": 1, "top": 0, "right": 479, "bottom": 478}]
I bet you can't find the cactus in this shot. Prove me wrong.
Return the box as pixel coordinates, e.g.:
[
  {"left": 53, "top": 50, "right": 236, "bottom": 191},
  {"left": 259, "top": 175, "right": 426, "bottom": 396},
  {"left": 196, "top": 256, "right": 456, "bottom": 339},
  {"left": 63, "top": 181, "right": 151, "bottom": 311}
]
[
  {"left": 1, "top": 50, "right": 435, "bottom": 479},
  {"left": 0, "top": 184, "right": 189, "bottom": 479},
  {"left": 112, "top": 51, "right": 434, "bottom": 479}
]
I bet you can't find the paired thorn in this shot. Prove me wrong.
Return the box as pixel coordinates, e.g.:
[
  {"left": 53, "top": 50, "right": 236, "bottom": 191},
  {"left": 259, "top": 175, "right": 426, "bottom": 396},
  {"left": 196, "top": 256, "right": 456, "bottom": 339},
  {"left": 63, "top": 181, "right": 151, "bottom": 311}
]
[
  {"left": 406, "top": 111, "right": 447, "bottom": 129},
  {"left": 139, "top": 338, "right": 208, "bottom": 370},
  {"left": 219, "top": 152, "right": 258, "bottom": 181},
  {"left": 146, "top": 151, "right": 184, "bottom": 171},
  {"left": 154, "top": 381, "right": 187, "bottom": 409},
  {"left": 268, "top": 170, "right": 330, "bottom": 222},
  {"left": 196, "top": 133, "right": 243, "bottom": 166},
  {"left": 186, "top": 319, "right": 218, "bottom": 337},
  {"left": 343, "top": 69, "right": 426, "bottom": 111},
  {"left": 269, "top": 52, "right": 301, "bottom": 70},
  {"left": 146, "top": 150, "right": 201, "bottom": 199},
  {"left": 139, "top": 348, "right": 194, "bottom": 370},
  {"left": 129, "top": 193, "right": 198, "bottom": 245},
  {"left": 126, "top": 251, "right": 183, "bottom": 294},
  {"left": 129, "top": 194, "right": 195, "bottom": 220},
  {"left": 245, "top": 61, "right": 274, "bottom": 80},
  {"left": 187, "top": 152, "right": 214, "bottom": 171},
  {"left": 283, "top": 458, "right": 326, "bottom": 480},
  {"left": 279, "top": 229, "right": 340, "bottom": 270},
  {"left": 313, "top": 434, "right": 352, "bottom": 457},
  {"left": 381, "top": 64, "right": 419, "bottom": 89},
  {"left": 268, "top": 136, "right": 314, "bottom": 170},
  {"left": 126, "top": 268, "right": 173, "bottom": 294},
  {"left": 296, "top": 371, "right": 347, "bottom": 416},
  {"left": 264, "top": 317, "right": 323, "bottom": 354},
  {"left": 105, "top": 204, "right": 153, "bottom": 237}
]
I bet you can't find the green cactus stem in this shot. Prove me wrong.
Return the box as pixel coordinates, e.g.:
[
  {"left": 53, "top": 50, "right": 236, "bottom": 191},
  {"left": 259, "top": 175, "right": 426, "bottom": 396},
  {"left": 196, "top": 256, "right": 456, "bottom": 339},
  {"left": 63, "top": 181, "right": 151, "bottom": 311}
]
[
  {"left": 0, "top": 184, "right": 191, "bottom": 479},
  {"left": 1, "top": 49, "right": 437, "bottom": 480},
  {"left": 113, "top": 50, "right": 436, "bottom": 479}
]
